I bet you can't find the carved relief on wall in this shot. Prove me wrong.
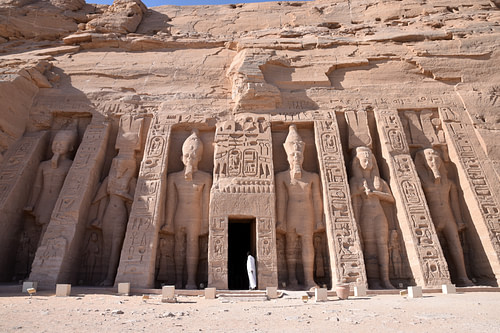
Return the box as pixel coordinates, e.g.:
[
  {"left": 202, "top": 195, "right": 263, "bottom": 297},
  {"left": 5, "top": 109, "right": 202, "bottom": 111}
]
[
  {"left": 314, "top": 118, "right": 366, "bottom": 287},
  {"left": 11, "top": 128, "right": 78, "bottom": 281},
  {"left": 213, "top": 115, "right": 272, "bottom": 194},
  {"left": 275, "top": 124, "right": 324, "bottom": 290},
  {"left": 376, "top": 109, "right": 450, "bottom": 287},
  {"left": 85, "top": 115, "right": 144, "bottom": 286}
]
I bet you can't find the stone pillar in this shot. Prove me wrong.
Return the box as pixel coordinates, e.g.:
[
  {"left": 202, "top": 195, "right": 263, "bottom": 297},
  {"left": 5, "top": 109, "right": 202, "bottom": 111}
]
[
  {"left": 314, "top": 118, "right": 367, "bottom": 287},
  {"left": 0, "top": 131, "right": 48, "bottom": 280},
  {"left": 208, "top": 114, "right": 277, "bottom": 289},
  {"left": 114, "top": 116, "right": 173, "bottom": 288},
  {"left": 439, "top": 107, "right": 500, "bottom": 283},
  {"left": 29, "top": 121, "right": 110, "bottom": 287},
  {"left": 374, "top": 109, "right": 450, "bottom": 287}
]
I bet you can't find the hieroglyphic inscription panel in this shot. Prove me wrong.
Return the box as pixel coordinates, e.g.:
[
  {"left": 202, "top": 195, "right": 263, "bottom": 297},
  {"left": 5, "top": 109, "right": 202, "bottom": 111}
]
[
  {"left": 440, "top": 107, "right": 500, "bottom": 280},
  {"left": 314, "top": 117, "right": 367, "bottom": 286},
  {"left": 115, "top": 115, "right": 175, "bottom": 288},
  {"left": 0, "top": 131, "right": 48, "bottom": 280},
  {"left": 29, "top": 122, "right": 110, "bottom": 286},
  {"left": 375, "top": 109, "right": 450, "bottom": 287},
  {"left": 209, "top": 113, "right": 277, "bottom": 289}
]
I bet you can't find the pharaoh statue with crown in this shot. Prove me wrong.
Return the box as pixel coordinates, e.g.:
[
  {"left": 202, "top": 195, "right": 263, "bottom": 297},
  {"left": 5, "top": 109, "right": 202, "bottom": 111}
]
[
  {"left": 276, "top": 125, "right": 323, "bottom": 290},
  {"left": 162, "top": 130, "right": 212, "bottom": 289}
]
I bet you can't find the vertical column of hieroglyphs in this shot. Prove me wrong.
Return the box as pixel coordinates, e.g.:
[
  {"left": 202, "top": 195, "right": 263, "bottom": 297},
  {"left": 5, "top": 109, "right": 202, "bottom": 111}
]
[
  {"left": 439, "top": 107, "right": 500, "bottom": 282},
  {"left": 29, "top": 121, "right": 110, "bottom": 286},
  {"left": 209, "top": 114, "right": 277, "bottom": 289},
  {"left": 314, "top": 116, "right": 367, "bottom": 286},
  {"left": 375, "top": 109, "right": 450, "bottom": 287},
  {"left": 115, "top": 115, "right": 176, "bottom": 288},
  {"left": 0, "top": 131, "right": 48, "bottom": 280}
]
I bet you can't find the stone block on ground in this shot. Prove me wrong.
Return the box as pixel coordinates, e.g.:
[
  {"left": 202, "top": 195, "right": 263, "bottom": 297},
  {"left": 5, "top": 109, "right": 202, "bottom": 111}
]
[
  {"left": 56, "top": 284, "right": 71, "bottom": 297},
  {"left": 354, "top": 285, "right": 367, "bottom": 297},
  {"left": 118, "top": 283, "right": 130, "bottom": 295},
  {"left": 205, "top": 287, "right": 216, "bottom": 299},
  {"left": 315, "top": 288, "right": 328, "bottom": 302},
  {"left": 442, "top": 284, "right": 456, "bottom": 294},
  {"left": 162, "top": 285, "right": 176, "bottom": 303},
  {"left": 266, "top": 287, "right": 277, "bottom": 299},
  {"left": 408, "top": 286, "right": 422, "bottom": 298}
]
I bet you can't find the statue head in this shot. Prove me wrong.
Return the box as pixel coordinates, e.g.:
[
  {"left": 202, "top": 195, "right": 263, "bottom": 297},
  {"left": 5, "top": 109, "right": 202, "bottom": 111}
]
[
  {"left": 51, "top": 129, "right": 77, "bottom": 168},
  {"left": 181, "top": 129, "right": 203, "bottom": 180},
  {"left": 415, "top": 148, "right": 444, "bottom": 184},
  {"left": 354, "top": 146, "right": 374, "bottom": 171},
  {"left": 52, "top": 130, "right": 77, "bottom": 155},
  {"left": 283, "top": 124, "right": 305, "bottom": 179},
  {"left": 352, "top": 146, "right": 381, "bottom": 189}
]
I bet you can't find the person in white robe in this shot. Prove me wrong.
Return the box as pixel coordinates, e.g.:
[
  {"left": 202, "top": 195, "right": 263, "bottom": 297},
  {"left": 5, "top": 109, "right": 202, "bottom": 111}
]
[{"left": 247, "top": 252, "right": 257, "bottom": 290}]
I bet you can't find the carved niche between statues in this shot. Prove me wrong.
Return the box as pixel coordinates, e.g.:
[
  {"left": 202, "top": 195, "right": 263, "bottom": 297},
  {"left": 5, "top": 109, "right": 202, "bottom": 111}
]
[{"left": 400, "top": 109, "right": 496, "bottom": 286}]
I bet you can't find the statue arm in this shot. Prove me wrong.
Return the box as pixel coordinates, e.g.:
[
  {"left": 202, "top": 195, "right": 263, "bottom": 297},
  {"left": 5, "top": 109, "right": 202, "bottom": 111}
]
[
  {"left": 201, "top": 175, "right": 212, "bottom": 236},
  {"left": 25, "top": 165, "right": 43, "bottom": 211},
  {"left": 373, "top": 180, "right": 395, "bottom": 203},
  {"left": 450, "top": 181, "right": 466, "bottom": 231},
  {"left": 275, "top": 173, "right": 287, "bottom": 234},
  {"left": 91, "top": 177, "right": 109, "bottom": 229},
  {"left": 162, "top": 175, "right": 176, "bottom": 234},
  {"left": 312, "top": 173, "right": 325, "bottom": 232}
]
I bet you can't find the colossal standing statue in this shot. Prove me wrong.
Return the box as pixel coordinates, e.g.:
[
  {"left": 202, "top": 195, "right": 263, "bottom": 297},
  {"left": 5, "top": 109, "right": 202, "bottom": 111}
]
[
  {"left": 24, "top": 129, "right": 77, "bottom": 244},
  {"left": 162, "top": 130, "right": 212, "bottom": 289},
  {"left": 415, "top": 148, "right": 473, "bottom": 286},
  {"left": 91, "top": 116, "right": 142, "bottom": 286},
  {"left": 276, "top": 124, "right": 323, "bottom": 290},
  {"left": 350, "top": 146, "right": 395, "bottom": 289}
]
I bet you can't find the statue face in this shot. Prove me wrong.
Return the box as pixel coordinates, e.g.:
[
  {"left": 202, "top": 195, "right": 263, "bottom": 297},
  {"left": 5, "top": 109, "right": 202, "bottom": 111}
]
[
  {"left": 357, "top": 148, "right": 373, "bottom": 170},
  {"left": 286, "top": 139, "right": 304, "bottom": 168},
  {"left": 424, "top": 149, "right": 442, "bottom": 170},
  {"left": 182, "top": 149, "right": 200, "bottom": 168},
  {"left": 51, "top": 132, "right": 73, "bottom": 155}
]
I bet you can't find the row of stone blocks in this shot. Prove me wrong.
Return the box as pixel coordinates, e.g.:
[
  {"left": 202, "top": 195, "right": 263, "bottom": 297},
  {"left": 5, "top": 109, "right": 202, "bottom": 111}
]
[{"left": 22, "top": 282, "right": 458, "bottom": 299}]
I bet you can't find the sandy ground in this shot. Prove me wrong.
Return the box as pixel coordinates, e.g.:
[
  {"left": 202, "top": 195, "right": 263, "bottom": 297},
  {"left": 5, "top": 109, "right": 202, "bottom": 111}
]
[{"left": 1, "top": 287, "right": 499, "bottom": 332}]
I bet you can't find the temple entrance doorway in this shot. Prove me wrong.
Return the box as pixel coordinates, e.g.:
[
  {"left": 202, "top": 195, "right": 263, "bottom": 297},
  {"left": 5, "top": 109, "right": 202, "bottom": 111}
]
[{"left": 228, "top": 217, "right": 256, "bottom": 290}]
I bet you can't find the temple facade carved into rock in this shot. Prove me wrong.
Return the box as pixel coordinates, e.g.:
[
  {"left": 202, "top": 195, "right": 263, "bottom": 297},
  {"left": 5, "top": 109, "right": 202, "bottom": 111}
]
[{"left": 0, "top": 0, "right": 499, "bottom": 290}]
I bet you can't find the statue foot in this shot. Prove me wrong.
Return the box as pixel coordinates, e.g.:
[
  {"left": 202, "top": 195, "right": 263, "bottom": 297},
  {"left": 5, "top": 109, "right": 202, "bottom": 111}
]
[
  {"left": 382, "top": 280, "right": 396, "bottom": 289},
  {"left": 100, "top": 279, "right": 113, "bottom": 287},
  {"left": 456, "top": 277, "right": 474, "bottom": 287},
  {"left": 368, "top": 279, "right": 383, "bottom": 290},
  {"left": 288, "top": 279, "right": 299, "bottom": 290},
  {"left": 185, "top": 283, "right": 197, "bottom": 290},
  {"left": 305, "top": 283, "right": 319, "bottom": 291}
]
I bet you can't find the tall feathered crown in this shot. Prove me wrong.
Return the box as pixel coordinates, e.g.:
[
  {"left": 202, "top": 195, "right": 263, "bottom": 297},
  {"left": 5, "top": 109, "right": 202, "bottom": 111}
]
[
  {"left": 182, "top": 129, "right": 203, "bottom": 158},
  {"left": 283, "top": 124, "right": 304, "bottom": 154}
]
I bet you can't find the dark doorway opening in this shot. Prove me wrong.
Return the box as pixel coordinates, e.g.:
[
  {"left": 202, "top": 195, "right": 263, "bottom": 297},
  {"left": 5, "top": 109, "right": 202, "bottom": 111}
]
[{"left": 228, "top": 218, "right": 256, "bottom": 290}]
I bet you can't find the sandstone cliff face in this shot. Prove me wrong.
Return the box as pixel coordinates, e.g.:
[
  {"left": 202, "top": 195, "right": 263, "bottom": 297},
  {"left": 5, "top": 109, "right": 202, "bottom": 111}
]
[{"left": 0, "top": 1, "right": 499, "bottom": 289}]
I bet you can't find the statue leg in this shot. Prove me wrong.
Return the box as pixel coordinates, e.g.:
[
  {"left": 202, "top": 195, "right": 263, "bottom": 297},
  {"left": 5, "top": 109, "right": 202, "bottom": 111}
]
[
  {"left": 185, "top": 233, "right": 199, "bottom": 289},
  {"left": 377, "top": 219, "right": 394, "bottom": 289},
  {"left": 361, "top": 219, "right": 380, "bottom": 289},
  {"left": 286, "top": 232, "right": 299, "bottom": 288},
  {"left": 443, "top": 223, "right": 473, "bottom": 286},
  {"left": 104, "top": 195, "right": 128, "bottom": 286},
  {"left": 174, "top": 231, "right": 186, "bottom": 289},
  {"left": 301, "top": 234, "right": 317, "bottom": 290}
]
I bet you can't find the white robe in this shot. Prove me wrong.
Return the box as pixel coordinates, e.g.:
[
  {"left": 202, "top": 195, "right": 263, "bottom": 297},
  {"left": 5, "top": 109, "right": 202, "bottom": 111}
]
[{"left": 247, "top": 255, "right": 257, "bottom": 289}]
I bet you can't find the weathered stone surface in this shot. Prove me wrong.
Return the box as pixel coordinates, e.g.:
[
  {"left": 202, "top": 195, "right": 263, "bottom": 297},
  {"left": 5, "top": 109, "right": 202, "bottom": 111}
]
[{"left": 0, "top": 0, "right": 499, "bottom": 292}]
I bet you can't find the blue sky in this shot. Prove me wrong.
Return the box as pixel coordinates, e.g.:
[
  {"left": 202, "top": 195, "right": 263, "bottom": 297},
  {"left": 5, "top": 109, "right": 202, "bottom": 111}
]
[{"left": 90, "top": 0, "right": 284, "bottom": 6}]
